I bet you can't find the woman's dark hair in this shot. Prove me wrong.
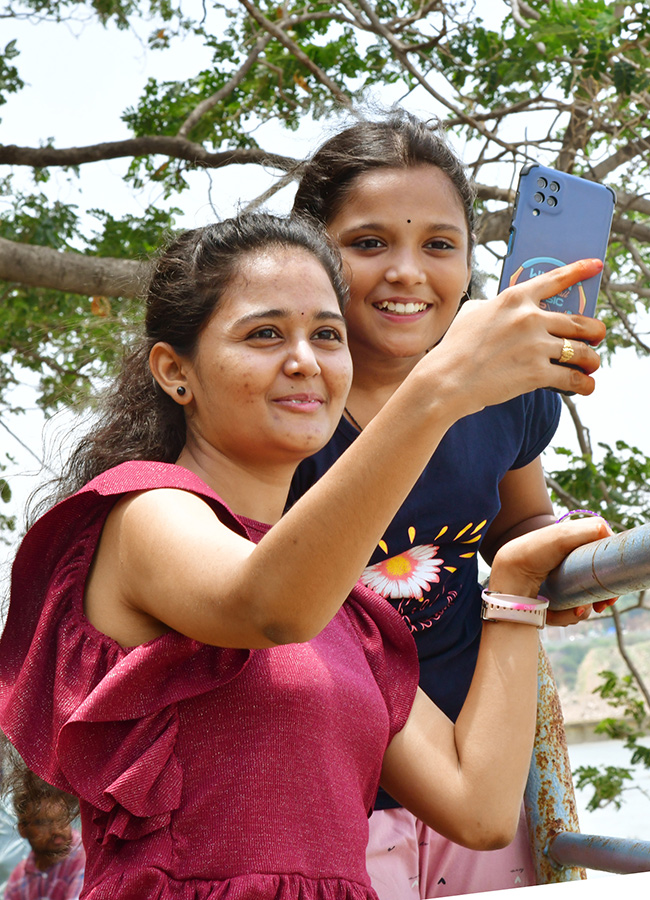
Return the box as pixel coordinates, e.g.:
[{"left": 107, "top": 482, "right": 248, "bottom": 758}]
[
  {"left": 41, "top": 213, "right": 347, "bottom": 506},
  {"left": 293, "top": 110, "right": 477, "bottom": 254}
]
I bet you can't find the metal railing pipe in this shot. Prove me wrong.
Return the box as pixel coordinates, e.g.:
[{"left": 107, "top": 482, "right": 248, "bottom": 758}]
[
  {"left": 547, "top": 831, "right": 650, "bottom": 874},
  {"left": 540, "top": 523, "right": 650, "bottom": 610}
]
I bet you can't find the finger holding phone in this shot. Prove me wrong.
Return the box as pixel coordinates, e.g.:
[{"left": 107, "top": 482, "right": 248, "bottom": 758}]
[
  {"left": 499, "top": 164, "right": 615, "bottom": 393},
  {"left": 433, "top": 257, "right": 606, "bottom": 412}
]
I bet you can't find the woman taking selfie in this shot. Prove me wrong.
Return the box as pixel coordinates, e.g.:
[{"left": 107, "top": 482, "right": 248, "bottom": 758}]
[{"left": 0, "top": 213, "right": 608, "bottom": 899}]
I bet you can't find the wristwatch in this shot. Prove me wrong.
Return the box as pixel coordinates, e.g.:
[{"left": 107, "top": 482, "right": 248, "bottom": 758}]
[{"left": 481, "top": 590, "right": 548, "bottom": 629}]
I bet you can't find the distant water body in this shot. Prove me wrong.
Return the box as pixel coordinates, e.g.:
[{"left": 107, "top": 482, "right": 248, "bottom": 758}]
[{"left": 568, "top": 738, "right": 650, "bottom": 879}]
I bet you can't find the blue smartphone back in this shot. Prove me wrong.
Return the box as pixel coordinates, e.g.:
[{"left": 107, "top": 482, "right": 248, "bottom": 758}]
[{"left": 499, "top": 164, "right": 616, "bottom": 317}]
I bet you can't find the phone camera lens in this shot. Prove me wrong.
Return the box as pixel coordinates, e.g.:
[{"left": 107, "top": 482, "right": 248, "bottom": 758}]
[
  {"left": 550, "top": 181, "right": 560, "bottom": 192},
  {"left": 547, "top": 196, "right": 558, "bottom": 207},
  {"left": 537, "top": 177, "right": 547, "bottom": 188},
  {"left": 534, "top": 191, "right": 545, "bottom": 203},
  {"left": 533, "top": 209, "right": 540, "bottom": 217}
]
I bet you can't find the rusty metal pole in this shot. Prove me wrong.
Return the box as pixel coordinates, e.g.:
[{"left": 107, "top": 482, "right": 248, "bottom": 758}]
[
  {"left": 526, "top": 524, "right": 650, "bottom": 882},
  {"left": 541, "top": 523, "right": 650, "bottom": 610},
  {"left": 547, "top": 831, "right": 650, "bottom": 874},
  {"left": 524, "top": 646, "right": 586, "bottom": 884}
]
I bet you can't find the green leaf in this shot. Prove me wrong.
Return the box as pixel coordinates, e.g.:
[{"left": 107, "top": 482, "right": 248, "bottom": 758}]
[{"left": 0, "top": 478, "right": 11, "bottom": 504}]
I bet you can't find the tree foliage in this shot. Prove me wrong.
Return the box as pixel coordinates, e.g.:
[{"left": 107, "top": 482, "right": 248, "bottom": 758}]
[{"left": 574, "top": 666, "right": 650, "bottom": 811}]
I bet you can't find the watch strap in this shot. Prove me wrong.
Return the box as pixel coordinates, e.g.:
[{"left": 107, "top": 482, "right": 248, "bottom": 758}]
[{"left": 481, "top": 590, "right": 548, "bottom": 629}]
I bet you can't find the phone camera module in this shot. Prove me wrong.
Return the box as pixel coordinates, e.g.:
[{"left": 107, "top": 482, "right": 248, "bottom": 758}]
[
  {"left": 534, "top": 191, "right": 545, "bottom": 203},
  {"left": 537, "top": 177, "right": 547, "bottom": 188},
  {"left": 547, "top": 196, "right": 558, "bottom": 207},
  {"left": 549, "top": 181, "right": 560, "bottom": 192}
]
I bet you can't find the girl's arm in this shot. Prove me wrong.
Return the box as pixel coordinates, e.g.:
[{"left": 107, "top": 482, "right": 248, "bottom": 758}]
[
  {"left": 87, "top": 260, "right": 607, "bottom": 650},
  {"left": 483, "top": 459, "right": 613, "bottom": 622},
  {"left": 379, "top": 515, "right": 612, "bottom": 849},
  {"left": 481, "top": 459, "right": 555, "bottom": 566}
]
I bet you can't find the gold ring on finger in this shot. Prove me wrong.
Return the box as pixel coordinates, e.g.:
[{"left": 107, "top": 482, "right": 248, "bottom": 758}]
[{"left": 558, "top": 338, "right": 575, "bottom": 364}]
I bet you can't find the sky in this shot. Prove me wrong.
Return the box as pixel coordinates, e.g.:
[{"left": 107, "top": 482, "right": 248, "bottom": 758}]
[{"left": 1, "top": 3, "right": 649, "bottom": 570}]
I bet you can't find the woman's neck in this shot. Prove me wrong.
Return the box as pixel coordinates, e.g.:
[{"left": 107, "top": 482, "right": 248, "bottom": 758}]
[{"left": 175, "top": 442, "right": 294, "bottom": 525}]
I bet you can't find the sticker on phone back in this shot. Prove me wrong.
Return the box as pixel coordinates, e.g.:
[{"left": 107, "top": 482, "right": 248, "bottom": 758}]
[{"left": 505, "top": 256, "right": 586, "bottom": 315}]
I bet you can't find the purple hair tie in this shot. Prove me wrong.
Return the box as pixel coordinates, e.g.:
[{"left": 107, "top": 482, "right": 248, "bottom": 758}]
[{"left": 556, "top": 508, "right": 610, "bottom": 527}]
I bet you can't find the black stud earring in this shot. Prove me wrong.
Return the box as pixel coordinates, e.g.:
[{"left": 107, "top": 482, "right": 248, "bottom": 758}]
[{"left": 176, "top": 386, "right": 186, "bottom": 396}]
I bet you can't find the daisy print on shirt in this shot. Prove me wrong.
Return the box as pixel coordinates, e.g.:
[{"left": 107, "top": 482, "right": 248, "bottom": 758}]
[{"left": 360, "top": 521, "right": 486, "bottom": 633}]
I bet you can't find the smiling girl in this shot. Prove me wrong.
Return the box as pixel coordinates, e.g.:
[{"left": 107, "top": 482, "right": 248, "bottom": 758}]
[
  {"left": 0, "top": 214, "right": 608, "bottom": 900},
  {"left": 291, "top": 112, "right": 611, "bottom": 897}
]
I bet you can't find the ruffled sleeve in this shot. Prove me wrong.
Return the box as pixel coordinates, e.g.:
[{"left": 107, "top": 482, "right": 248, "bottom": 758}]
[
  {"left": 343, "top": 582, "right": 419, "bottom": 744},
  {"left": 0, "top": 461, "right": 254, "bottom": 843}
]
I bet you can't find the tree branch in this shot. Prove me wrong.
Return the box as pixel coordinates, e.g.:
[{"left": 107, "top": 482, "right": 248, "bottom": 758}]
[
  {"left": 589, "top": 135, "right": 650, "bottom": 180},
  {"left": 0, "top": 417, "right": 49, "bottom": 470},
  {"left": 611, "top": 604, "right": 650, "bottom": 710},
  {"left": 177, "top": 33, "right": 273, "bottom": 138},
  {"left": 474, "top": 208, "right": 512, "bottom": 246},
  {"left": 475, "top": 183, "right": 516, "bottom": 203},
  {"left": 544, "top": 475, "right": 625, "bottom": 531},
  {"left": 545, "top": 475, "right": 585, "bottom": 510},
  {"left": 628, "top": 242, "right": 650, "bottom": 283},
  {"left": 0, "top": 139, "right": 298, "bottom": 172},
  {"left": 615, "top": 189, "right": 650, "bottom": 218},
  {"left": 561, "top": 395, "right": 593, "bottom": 457},
  {"left": 508, "top": 0, "right": 530, "bottom": 29},
  {"left": 516, "top": 0, "right": 541, "bottom": 20},
  {"left": 555, "top": 101, "right": 593, "bottom": 172},
  {"left": 611, "top": 215, "right": 650, "bottom": 244},
  {"left": 353, "top": 0, "right": 519, "bottom": 154},
  {"left": 236, "top": 0, "right": 354, "bottom": 110},
  {"left": 608, "top": 282, "right": 650, "bottom": 301},
  {"left": 0, "top": 237, "right": 148, "bottom": 298},
  {"left": 602, "top": 287, "right": 650, "bottom": 353},
  {"left": 444, "top": 95, "right": 567, "bottom": 128},
  {"left": 508, "top": 0, "right": 545, "bottom": 52},
  {"left": 559, "top": 397, "right": 615, "bottom": 508}
]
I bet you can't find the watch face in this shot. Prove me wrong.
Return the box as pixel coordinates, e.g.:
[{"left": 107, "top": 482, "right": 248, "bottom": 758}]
[{"left": 507, "top": 255, "right": 587, "bottom": 314}]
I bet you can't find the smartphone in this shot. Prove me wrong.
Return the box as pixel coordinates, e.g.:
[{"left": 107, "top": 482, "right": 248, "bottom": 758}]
[{"left": 499, "top": 163, "right": 616, "bottom": 318}]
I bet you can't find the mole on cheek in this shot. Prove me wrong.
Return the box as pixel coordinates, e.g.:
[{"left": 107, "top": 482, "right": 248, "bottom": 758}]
[{"left": 407, "top": 219, "right": 411, "bottom": 224}]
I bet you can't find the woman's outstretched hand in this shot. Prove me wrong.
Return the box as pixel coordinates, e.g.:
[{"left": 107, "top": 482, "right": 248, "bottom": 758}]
[
  {"left": 431, "top": 259, "right": 606, "bottom": 416},
  {"left": 488, "top": 515, "right": 613, "bottom": 602}
]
